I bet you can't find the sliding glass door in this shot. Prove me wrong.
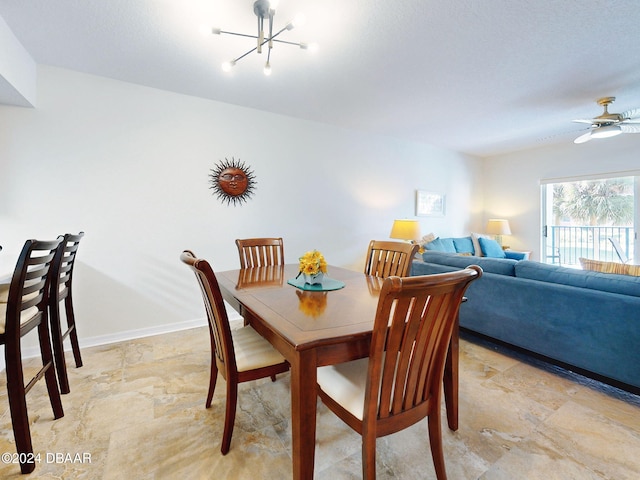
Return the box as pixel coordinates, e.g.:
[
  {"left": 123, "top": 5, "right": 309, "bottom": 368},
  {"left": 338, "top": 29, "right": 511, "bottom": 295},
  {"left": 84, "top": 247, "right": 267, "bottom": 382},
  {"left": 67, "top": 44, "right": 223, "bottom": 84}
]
[{"left": 541, "top": 174, "right": 638, "bottom": 266}]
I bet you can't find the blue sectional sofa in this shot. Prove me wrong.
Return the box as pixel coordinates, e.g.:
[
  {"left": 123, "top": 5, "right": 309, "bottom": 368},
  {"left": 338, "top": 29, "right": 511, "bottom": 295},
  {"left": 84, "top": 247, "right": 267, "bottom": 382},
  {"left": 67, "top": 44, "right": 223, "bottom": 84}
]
[{"left": 412, "top": 251, "right": 640, "bottom": 393}]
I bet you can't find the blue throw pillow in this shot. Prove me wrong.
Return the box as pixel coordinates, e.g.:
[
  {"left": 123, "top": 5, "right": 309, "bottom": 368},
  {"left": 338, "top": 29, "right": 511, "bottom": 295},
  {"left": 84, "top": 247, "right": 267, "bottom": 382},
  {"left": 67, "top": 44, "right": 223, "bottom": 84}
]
[
  {"left": 478, "top": 237, "right": 506, "bottom": 258},
  {"left": 452, "top": 237, "right": 475, "bottom": 254},
  {"left": 425, "top": 237, "right": 456, "bottom": 253}
]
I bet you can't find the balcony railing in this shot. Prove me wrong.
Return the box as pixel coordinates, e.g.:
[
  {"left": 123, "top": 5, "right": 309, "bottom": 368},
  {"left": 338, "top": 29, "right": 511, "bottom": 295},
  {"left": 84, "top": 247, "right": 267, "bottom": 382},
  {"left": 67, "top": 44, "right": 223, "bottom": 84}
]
[{"left": 546, "top": 226, "right": 634, "bottom": 266}]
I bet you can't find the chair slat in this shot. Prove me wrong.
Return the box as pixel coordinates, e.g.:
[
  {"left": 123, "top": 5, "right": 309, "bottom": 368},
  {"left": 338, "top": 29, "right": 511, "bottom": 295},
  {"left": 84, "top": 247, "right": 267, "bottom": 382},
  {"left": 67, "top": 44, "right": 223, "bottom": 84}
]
[
  {"left": 364, "top": 240, "right": 418, "bottom": 278},
  {"left": 235, "top": 238, "right": 284, "bottom": 268}
]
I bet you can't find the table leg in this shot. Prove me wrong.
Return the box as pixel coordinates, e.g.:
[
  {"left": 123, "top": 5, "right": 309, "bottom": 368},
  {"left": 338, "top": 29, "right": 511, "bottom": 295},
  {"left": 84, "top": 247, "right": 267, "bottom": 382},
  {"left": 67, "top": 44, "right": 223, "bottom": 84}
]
[
  {"left": 443, "top": 314, "right": 459, "bottom": 431},
  {"left": 290, "top": 349, "right": 318, "bottom": 480}
]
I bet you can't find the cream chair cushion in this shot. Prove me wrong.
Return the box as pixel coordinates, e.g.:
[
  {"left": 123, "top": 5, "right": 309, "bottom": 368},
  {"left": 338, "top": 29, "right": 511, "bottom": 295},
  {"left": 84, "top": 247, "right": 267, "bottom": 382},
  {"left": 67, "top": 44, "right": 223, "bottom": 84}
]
[
  {"left": 0, "top": 282, "right": 8, "bottom": 303},
  {"left": 232, "top": 325, "right": 286, "bottom": 372},
  {"left": 0, "top": 303, "right": 40, "bottom": 335},
  {"left": 317, "top": 357, "right": 369, "bottom": 420}
]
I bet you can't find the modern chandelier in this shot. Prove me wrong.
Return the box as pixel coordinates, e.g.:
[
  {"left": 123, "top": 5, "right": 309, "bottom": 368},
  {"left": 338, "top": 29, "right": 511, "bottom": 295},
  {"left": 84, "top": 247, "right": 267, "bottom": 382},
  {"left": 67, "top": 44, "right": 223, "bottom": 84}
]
[{"left": 212, "top": 0, "right": 316, "bottom": 76}]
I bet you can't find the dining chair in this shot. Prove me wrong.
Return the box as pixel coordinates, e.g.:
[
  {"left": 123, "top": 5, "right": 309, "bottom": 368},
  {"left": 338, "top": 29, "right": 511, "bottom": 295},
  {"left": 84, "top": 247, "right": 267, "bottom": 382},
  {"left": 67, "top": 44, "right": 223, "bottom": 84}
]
[
  {"left": 363, "top": 240, "right": 418, "bottom": 278},
  {"left": 49, "top": 231, "right": 85, "bottom": 394},
  {"left": 0, "top": 238, "right": 64, "bottom": 474},
  {"left": 180, "top": 250, "right": 290, "bottom": 454},
  {"left": 235, "top": 237, "right": 284, "bottom": 268},
  {"left": 316, "top": 266, "right": 482, "bottom": 480}
]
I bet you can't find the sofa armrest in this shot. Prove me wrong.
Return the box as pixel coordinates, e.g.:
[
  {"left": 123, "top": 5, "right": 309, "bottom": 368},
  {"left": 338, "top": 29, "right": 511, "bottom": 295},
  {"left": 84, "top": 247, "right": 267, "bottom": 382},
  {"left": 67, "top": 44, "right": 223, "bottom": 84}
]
[{"left": 505, "top": 250, "right": 530, "bottom": 260}]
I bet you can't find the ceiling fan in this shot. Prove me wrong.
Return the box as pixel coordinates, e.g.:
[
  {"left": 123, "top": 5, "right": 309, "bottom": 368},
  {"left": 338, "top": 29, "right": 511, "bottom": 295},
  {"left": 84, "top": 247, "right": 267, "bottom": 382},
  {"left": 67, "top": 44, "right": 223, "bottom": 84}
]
[{"left": 573, "top": 97, "right": 640, "bottom": 144}]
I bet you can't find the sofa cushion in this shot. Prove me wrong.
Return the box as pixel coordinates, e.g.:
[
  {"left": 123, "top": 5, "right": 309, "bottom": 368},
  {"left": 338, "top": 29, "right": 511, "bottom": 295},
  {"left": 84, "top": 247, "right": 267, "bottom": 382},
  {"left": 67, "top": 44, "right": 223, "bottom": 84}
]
[
  {"left": 478, "top": 237, "right": 506, "bottom": 258},
  {"left": 425, "top": 237, "right": 456, "bottom": 253},
  {"left": 471, "top": 232, "right": 491, "bottom": 257},
  {"left": 515, "top": 260, "right": 640, "bottom": 297},
  {"left": 421, "top": 251, "right": 517, "bottom": 276},
  {"left": 504, "top": 250, "right": 528, "bottom": 260},
  {"left": 453, "top": 236, "right": 475, "bottom": 254}
]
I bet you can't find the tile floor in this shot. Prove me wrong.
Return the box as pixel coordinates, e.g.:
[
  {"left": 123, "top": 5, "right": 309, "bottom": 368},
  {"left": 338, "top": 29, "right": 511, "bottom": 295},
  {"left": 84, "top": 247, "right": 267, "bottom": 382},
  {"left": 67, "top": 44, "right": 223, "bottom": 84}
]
[{"left": 1, "top": 326, "right": 639, "bottom": 479}]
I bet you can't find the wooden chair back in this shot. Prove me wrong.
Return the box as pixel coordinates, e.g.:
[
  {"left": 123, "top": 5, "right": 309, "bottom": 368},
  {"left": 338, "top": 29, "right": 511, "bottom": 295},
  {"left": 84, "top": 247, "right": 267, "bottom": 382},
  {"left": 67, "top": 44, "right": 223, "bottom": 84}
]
[
  {"left": 235, "top": 237, "right": 284, "bottom": 268},
  {"left": 366, "top": 267, "right": 481, "bottom": 430},
  {"left": 181, "top": 250, "right": 236, "bottom": 378},
  {"left": 51, "top": 232, "right": 84, "bottom": 305},
  {"left": 49, "top": 231, "right": 85, "bottom": 394},
  {"left": 364, "top": 240, "right": 418, "bottom": 277},
  {"left": 1, "top": 238, "right": 64, "bottom": 474},
  {"left": 4, "top": 239, "right": 60, "bottom": 338}
]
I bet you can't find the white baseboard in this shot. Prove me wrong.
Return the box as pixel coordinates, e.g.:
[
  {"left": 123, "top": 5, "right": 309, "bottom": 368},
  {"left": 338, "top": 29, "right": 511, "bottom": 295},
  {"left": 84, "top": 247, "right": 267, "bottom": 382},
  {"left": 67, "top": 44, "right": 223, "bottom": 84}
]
[{"left": 0, "top": 304, "right": 244, "bottom": 373}]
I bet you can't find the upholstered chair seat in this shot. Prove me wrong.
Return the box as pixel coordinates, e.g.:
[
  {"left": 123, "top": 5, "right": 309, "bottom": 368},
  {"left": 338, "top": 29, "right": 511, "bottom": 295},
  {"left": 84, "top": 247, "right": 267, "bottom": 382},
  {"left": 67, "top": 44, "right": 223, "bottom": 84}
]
[
  {"left": 232, "top": 325, "right": 286, "bottom": 372},
  {"left": 0, "top": 304, "right": 39, "bottom": 334}
]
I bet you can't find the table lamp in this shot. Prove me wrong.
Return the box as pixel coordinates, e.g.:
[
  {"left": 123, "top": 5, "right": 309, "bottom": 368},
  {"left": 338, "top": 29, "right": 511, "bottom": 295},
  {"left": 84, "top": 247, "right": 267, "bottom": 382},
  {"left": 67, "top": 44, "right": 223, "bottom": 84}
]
[
  {"left": 390, "top": 219, "right": 421, "bottom": 242},
  {"left": 486, "top": 219, "right": 511, "bottom": 247}
]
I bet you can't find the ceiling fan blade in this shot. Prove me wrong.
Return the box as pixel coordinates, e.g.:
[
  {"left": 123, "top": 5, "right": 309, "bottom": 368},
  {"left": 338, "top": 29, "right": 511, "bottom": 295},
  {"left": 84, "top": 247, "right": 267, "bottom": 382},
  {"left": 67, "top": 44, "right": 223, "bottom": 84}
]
[
  {"left": 574, "top": 131, "right": 592, "bottom": 144},
  {"left": 621, "top": 108, "right": 640, "bottom": 120},
  {"left": 620, "top": 124, "right": 640, "bottom": 133},
  {"left": 573, "top": 119, "right": 595, "bottom": 124}
]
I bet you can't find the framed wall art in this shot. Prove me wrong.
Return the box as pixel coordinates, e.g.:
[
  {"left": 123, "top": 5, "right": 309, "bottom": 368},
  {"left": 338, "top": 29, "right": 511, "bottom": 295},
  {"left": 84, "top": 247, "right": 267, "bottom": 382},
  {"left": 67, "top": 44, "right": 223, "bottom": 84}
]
[
  {"left": 209, "top": 157, "right": 257, "bottom": 206},
  {"left": 416, "top": 190, "right": 445, "bottom": 216}
]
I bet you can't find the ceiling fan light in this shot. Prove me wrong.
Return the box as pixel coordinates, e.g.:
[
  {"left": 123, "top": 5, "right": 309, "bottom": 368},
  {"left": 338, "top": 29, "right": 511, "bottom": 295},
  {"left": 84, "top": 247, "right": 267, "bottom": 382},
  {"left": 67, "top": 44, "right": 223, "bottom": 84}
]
[
  {"left": 591, "top": 124, "right": 622, "bottom": 139},
  {"left": 574, "top": 131, "right": 592, "bottom": 144}
]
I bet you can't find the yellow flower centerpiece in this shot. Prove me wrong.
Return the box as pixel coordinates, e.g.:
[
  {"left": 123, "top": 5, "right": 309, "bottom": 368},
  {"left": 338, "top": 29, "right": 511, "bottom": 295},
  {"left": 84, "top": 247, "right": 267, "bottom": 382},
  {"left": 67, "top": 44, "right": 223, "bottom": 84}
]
[{"left": 298, "top": 250, "right": 327, "bottom": 285}]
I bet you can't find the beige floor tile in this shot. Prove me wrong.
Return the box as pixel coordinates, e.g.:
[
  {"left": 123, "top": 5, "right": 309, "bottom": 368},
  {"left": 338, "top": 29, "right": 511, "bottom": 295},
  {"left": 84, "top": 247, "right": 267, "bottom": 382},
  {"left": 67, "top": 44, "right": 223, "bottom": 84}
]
[{"left": 0, "top": 326, "right": 638, "bottom": 479}]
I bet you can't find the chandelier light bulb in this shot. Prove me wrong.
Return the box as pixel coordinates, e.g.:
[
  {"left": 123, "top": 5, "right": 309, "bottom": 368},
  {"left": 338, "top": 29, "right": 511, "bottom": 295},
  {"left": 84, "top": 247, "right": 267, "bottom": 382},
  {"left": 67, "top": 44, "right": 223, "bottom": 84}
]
[
  {"left": 264, "top": 62, "right": 272, "bottom": 76},
  {"left": 211, "top": 27, "right": 221, "bottom": 35},
  {"left": 221, "top": 61, "right": 235, "bottom": 72}
]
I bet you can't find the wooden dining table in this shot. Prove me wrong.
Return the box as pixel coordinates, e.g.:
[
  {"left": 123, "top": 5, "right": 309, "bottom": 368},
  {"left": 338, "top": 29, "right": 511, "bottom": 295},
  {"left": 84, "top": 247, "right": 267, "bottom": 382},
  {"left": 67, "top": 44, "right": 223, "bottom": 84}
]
[{"left": 217, "top": 264, "right": 461, "bottom": 480}]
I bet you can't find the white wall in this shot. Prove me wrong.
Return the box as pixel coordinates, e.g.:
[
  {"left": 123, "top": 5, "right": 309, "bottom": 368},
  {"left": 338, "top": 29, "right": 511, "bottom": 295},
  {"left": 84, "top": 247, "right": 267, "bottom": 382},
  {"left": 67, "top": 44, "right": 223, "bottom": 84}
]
[
  {"left": 482, "top": 135, "right": 640, "bottom": 259},
  {"left": 0, "top": 66, "right": 482, "bottom": 352}
]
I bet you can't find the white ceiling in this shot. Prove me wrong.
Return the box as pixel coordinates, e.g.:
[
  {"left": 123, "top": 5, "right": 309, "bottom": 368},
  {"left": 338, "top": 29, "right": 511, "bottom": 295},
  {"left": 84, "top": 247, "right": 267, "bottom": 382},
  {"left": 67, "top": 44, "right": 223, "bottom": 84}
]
[{"left": 1, "top": 0, "right": 640, "bottom": 157}]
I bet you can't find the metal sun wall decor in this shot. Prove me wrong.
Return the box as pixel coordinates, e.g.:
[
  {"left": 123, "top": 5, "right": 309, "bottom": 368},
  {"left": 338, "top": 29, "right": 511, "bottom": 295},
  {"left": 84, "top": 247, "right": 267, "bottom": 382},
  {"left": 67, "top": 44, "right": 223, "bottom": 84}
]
[{"left": 209, "top": 157, "right": 257, "bottom": 206}]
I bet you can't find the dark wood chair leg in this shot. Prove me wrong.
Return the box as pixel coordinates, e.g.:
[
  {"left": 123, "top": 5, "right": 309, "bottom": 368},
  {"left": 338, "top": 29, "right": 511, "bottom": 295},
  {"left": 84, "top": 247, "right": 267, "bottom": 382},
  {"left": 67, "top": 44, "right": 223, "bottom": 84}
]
[
  {"left": 362, "top": 433, "right": 377, "bottom": 480},
  {"left": 206, "top": 358, "right": 218, "bottom": 409},
  {"left": 5, "top": 341, "right": 36, "bottom": 474},
  {"left": 39, "top": 321, "right": 64, "bottom": 418},
  {"left": 65, "top": 294, "right": 83, "bottom": 368},
  {"left": 50, "top": 300, "right": 70, "bottom": 394},
  {"left": 221, "top": 381, "right": 238, "bottom": 455},
  {"left": 428, "top": 400, "right": 447, "bottom": 480}
]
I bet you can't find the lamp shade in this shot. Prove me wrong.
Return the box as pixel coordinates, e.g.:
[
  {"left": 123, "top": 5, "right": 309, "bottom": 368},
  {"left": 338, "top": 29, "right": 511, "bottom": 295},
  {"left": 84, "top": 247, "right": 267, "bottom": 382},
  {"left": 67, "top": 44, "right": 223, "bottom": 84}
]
[
  {"left": 485, "top": 219, "right": 511, "bottom": 236},
  {"left": 390, "top": 219, "right": 421, "bottom": 241}
]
